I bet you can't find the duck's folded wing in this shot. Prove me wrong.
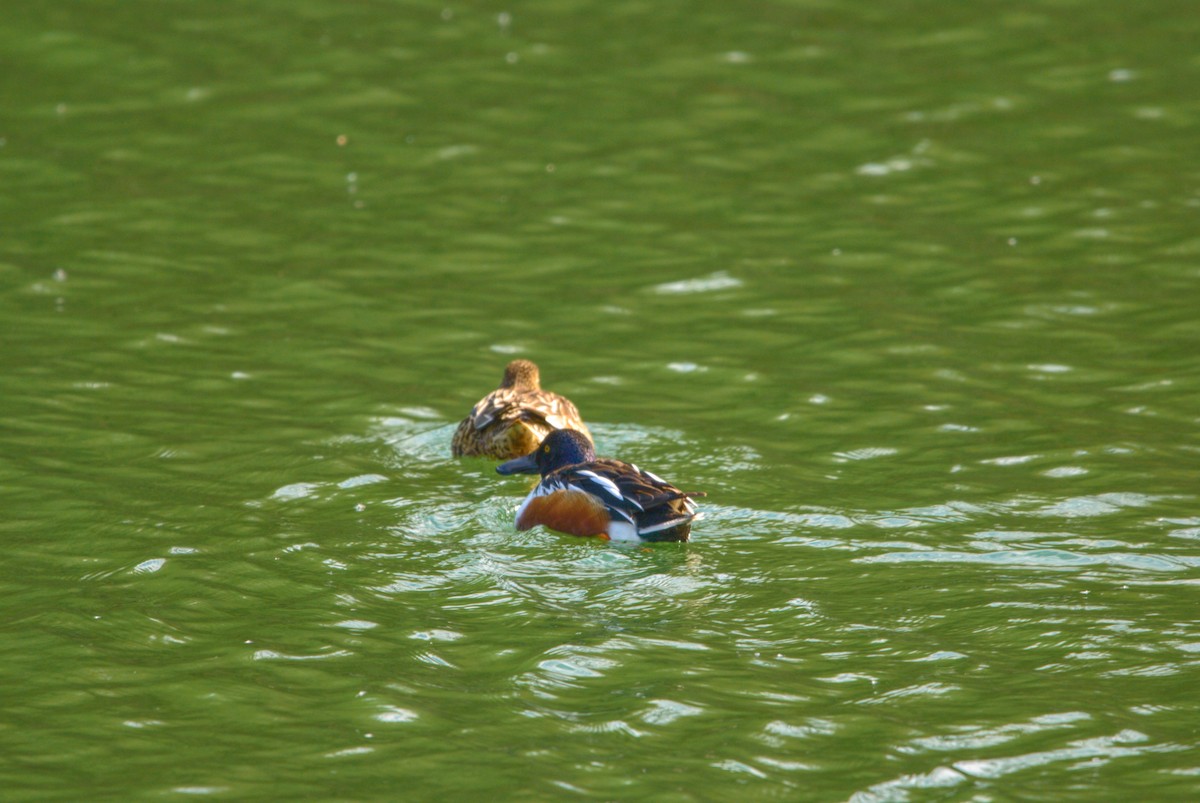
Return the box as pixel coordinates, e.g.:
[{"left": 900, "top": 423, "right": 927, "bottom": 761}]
[
  {"left": 539, "top": 396, "right": 583, "bottom": 431},
  {"left": 469, "top": 388, "right": 520, "bottom": 429},
  {"left": 570, "top": 463, "right": 704, "bottom": 524}
]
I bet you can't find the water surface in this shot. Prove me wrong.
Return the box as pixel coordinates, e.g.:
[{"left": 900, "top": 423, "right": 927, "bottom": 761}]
[{"left": 3, "top": 1, "right": 1199, "bottom": 799}]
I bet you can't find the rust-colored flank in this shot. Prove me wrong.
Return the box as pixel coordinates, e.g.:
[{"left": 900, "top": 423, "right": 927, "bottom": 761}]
[{"left": 517, "top": 491, "right": 611, "bottom": 539}]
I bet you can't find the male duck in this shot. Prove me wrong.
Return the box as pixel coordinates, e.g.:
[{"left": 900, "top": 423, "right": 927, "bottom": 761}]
[
  {"left": 496, "top": 429, "right": 705, "bottom": 542},
  {"left": 451, "top": 359, "right": 592, "bottom": 460}
]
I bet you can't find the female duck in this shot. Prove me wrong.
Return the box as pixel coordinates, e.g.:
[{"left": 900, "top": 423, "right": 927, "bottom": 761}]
[
  {"left": 451, "top": 359, "right": 592, "bottom": 460},
  {"left": 496, "top": 429, "right": 705, "bottom": 542}
]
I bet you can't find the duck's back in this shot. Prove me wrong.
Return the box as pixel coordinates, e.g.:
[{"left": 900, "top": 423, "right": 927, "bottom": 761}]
[
  {"left": 451, "top": 373, "right": 590, "bottom": 460},
  {"left": 557, "top": 458, "right": 702, "bottom": 542}
]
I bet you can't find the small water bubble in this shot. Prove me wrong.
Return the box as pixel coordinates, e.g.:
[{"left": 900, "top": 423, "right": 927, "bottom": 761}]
[
  {"left": 545, "top": 163, "right": 556, "bottom": 173},
  {"left": 53, "top": 268, "right": 68, "bottom": 282},
  {"left": 864, "top": 157, "right": 912, "bottom": 175},
  {"left": 831, "top": 248, "right": 841, "bottom": 256},
  {"left": 1108, "top": 68, "right": 1135, "bottom": 82},
  {"left": 1049, "top": 466, "right": 1088, "bottom": 477},
  {"left": 133, "top": 558, "right": 166, "bottom": 574},
  {"left": 498, "top": 11, "right": 512, "bottom": 28},
  {"left": 441, "top": 8, "right": 453, "bottom": 21},
  {"left": 655, "top": 271, "right": 742, "bottom": 294},
  {"left": 1030, "top": 175, "right": 1042, "bottom": 185},
  {"left": 505, "top": 51, "right": 519, "bottom": 64},
  {"left": 376, "top": 707, "right": 419, "bottom": 723},
  {"left": 355, "top": 503, "right": 366, "bottom": 512},
  {"left": 1007, "top": 237, "right": 1018, "bottom": 246},
  {"left": 56, "top": 103, "right": 68, "bottom": 115}
]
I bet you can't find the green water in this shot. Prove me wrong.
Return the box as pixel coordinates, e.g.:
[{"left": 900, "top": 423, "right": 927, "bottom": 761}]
[{"left": 3, "top": 1, "right": 1199, "bottom": 799}]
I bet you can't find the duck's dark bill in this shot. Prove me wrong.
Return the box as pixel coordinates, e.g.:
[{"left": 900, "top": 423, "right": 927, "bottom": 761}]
[{"left": 496, "top": 452, "right": 538, "bottom": 475}]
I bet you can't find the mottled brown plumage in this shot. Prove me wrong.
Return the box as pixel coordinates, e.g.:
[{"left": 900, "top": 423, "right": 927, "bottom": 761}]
[{"left": 451, "top": 360, "right": 592, "bottom": 460}]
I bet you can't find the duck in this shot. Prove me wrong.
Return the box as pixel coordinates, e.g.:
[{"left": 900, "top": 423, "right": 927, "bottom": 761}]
[
  {"left": 496, "top": 428, "right": 705, "bottom": 542},
  {"left": 451, "top": 359, "right": 593, "bottom": 460}
]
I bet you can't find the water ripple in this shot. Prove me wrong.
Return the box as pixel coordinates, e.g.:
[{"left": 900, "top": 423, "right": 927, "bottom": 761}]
[{"left": 858, "top": 549, "right": 1188, "bottom": 572}]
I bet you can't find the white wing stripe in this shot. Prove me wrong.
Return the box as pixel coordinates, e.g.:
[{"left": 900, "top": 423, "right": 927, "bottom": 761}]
[
  {"left": 576, "top": 470, "right": 624, "bottom": 503},
  {"left": 638, "top": 515, "right": 692, "bottom": 535}
]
